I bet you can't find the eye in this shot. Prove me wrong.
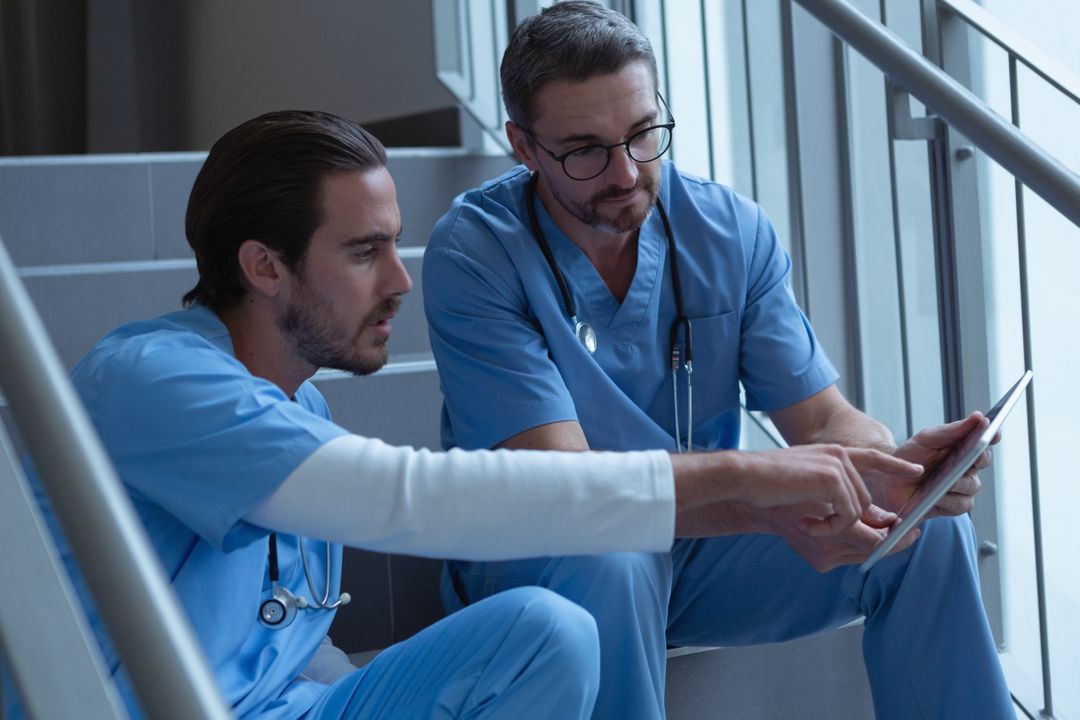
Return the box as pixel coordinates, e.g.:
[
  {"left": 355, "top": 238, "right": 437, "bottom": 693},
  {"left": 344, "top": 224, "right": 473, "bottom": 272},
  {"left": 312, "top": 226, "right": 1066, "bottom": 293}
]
[
  {"left": 567, "top": 144, "right": 606, "bottom": 161},
  {"left": 353, "top": 246, "right": 376, "bottom": 262}
]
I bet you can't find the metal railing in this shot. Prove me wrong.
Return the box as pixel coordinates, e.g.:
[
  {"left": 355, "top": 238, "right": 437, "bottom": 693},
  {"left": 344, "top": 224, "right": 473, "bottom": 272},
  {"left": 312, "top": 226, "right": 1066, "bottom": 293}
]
[
  {"left": 0, "top": 236, "right": 232, "bottom": 719},
  {"left": 796, "top": 0, "right": 1080, "bottom": 226},
  {"left": 790, "top": 4, "right": 1075, "bottom": 716}
]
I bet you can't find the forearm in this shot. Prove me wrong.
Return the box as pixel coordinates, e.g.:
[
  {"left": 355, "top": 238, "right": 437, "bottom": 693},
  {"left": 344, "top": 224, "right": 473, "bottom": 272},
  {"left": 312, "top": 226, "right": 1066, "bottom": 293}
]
[
  {"left": 246, "top": 434, "right": 676, "bottom": 560},
  {"left": 798, "top": 403, "right": 895, "bottom": 452},
  {"left": 675, "top": 500, "right": 760, "bottom": 537}
]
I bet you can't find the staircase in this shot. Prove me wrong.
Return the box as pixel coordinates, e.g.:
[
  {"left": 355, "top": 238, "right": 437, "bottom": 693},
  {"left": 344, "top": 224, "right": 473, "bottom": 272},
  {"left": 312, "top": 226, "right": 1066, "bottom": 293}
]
[{"left": 0, "top": 149, "right": 879, "bottom": 719}]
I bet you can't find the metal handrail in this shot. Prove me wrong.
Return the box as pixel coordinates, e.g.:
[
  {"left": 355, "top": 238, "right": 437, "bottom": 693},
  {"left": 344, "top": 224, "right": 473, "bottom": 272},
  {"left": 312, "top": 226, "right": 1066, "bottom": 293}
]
[
  {"left": 940, "top": 0, "right": 1080, "bottom": 105},
  {"left": 0, "top": 236, "right": 232, "bottom": 720},
  {"left": 791, "top": 0, "right": 1080, "bottom": 229}
]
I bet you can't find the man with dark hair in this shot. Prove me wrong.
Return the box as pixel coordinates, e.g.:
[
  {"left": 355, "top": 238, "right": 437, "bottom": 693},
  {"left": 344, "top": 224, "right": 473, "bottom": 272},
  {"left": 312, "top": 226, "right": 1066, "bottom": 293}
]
[
  {"left": 423, "top": 2, "right": 1014, "bottom": 718},
  {"left": 7, "top": 109, "right": 907, "bottom": 720}
]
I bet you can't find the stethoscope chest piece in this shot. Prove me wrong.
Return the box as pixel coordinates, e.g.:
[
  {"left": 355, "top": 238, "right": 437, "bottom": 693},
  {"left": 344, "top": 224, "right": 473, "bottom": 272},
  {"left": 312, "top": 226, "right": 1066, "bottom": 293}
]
[{"left": 574, "top": 319, "right": 597, "bottom": 354}]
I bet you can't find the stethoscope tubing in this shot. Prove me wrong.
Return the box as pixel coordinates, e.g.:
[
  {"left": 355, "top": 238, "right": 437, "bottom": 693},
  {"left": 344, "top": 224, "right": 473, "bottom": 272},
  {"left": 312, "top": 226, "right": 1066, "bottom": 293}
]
[
  {"left": 525, "top": 172, "right": 694, "bottom": 451},
  {"left": 267, "top": 533, "right": 345, "bottom": 612}
]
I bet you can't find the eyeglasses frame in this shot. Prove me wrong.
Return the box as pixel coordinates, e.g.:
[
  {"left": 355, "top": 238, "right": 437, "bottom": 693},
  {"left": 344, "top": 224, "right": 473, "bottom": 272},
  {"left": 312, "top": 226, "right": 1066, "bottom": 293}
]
[{"left": 521, "top": 94, "right": 677, "bottom": 181}]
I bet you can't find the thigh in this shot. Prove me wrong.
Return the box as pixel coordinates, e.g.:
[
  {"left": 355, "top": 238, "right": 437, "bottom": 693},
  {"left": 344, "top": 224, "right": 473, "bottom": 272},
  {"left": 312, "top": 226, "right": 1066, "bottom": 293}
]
[
  {"left": 667, "top": 535, "right": 865, "bottom": 648},
  {"left": 447, "top": 553, "right": 672, "bottom": 612}
]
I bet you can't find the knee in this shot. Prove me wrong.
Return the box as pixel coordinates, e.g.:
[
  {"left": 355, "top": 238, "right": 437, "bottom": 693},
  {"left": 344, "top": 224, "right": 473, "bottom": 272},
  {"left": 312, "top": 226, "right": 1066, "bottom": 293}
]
[
  {"left": 500, "top": 587, "right": 599, "bottom": 672},
  {"left": 921, "top": 515, "right": 978, "bottom": 560},
  {"left": 892, "top": 515, "right": 980, "bottom": 583},
  {"left": 556, "top": 552, "right": 669, "bottom": 591}
]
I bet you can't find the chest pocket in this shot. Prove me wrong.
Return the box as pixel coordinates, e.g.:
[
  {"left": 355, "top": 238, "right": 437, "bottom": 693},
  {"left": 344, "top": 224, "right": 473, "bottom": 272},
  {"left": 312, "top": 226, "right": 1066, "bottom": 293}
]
[{"left": 688, "top": 311, "right": 741, "bottom": 424}]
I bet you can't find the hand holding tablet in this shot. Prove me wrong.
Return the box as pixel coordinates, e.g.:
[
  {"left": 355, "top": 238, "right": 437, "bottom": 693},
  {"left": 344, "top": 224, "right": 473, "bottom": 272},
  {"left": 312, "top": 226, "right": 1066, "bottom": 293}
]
[{"left": 858, "top": 370, "right": 1033, "bottom": 573}]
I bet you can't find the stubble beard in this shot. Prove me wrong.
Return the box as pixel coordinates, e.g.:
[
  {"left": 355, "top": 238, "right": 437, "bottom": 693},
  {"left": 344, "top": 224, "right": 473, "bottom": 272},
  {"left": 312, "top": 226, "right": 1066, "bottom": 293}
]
[
  {"left": 278, "top": 283, "right": 400, "bottom": 377},
  {"left": 550, "top": 172, "right": 660, "bottom": 236}
]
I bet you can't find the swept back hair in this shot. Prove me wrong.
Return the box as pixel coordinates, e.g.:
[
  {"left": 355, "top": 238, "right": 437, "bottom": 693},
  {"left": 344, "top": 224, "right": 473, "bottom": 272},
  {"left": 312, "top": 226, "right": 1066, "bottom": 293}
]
[{"left": 183, "top": 110, "right": 386, "bottom": 311}]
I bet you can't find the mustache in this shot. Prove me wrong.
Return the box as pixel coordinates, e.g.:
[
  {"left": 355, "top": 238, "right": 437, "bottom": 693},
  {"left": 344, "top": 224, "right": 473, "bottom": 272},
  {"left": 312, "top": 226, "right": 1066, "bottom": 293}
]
[
  {"left": 361, "top": 297, "right": 401, "bottom": 327},
  {"left": 591, "top": 177, "right": 655, "bottom": 203}
]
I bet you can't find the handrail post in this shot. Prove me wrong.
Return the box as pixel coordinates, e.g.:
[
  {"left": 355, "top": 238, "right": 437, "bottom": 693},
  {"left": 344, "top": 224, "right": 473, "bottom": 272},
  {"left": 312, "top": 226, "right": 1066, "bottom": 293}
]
[{"left": 0, "top": 236, "right": 233, "bottom": 720}]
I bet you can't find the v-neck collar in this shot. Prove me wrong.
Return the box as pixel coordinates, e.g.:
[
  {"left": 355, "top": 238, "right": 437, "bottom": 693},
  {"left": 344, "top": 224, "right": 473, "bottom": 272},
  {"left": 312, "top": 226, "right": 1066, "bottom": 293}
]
[{"left": 531, "top": 193, "right": 664, "bottom": 338}]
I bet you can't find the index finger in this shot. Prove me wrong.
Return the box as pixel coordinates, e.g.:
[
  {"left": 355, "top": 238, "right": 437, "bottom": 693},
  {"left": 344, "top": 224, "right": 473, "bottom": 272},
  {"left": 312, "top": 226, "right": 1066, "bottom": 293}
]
[{"left": 847, "top": 447, "right": 924, "bottom": 479}]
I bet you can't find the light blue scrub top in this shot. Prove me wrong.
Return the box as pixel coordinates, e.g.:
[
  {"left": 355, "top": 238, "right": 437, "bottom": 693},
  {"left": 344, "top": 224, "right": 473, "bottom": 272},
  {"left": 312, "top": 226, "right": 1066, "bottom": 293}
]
[
  {"left": 29, "top": 305, "right": 348, "bottom": 720},
  {"left": 423, "top": 163, "right": 838, "bottom": 453}
]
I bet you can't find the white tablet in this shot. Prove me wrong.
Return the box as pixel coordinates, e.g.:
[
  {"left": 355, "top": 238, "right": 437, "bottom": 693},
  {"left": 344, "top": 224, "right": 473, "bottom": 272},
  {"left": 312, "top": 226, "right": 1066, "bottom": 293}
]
[{"left": 858, "top": 370, "right": 1033, "bottom": 573}]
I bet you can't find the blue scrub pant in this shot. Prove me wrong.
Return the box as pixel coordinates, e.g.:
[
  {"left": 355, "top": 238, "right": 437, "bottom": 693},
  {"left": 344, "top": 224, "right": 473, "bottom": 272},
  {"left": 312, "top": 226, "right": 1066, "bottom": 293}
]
[
  {"left": 305, "top": 586, "right": 599, "bottom": 719},
  {"left": 444, "top": 516, "right": 1014, "bottom": 719}
]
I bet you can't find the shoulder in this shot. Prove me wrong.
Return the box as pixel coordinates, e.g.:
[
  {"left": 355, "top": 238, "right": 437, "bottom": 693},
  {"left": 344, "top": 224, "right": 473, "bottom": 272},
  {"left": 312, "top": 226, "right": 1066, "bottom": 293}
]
[
  {"left": 427, "top": 164, "right": 533, "bottom": 255},
  {"left": 423, "top": 165, "right": 535, "bottom": 306},
  {"left": 72, "top": 307, "right": 275, "bottom": 428},
  {"left": 662, "top": 163, "right": 763, "bottom": 234},
  {"left": 74, "top": 307, "right": 242, "bottom": 388},
  {"left": 658, "top": 164, "right": 775, "bottom": 276}
]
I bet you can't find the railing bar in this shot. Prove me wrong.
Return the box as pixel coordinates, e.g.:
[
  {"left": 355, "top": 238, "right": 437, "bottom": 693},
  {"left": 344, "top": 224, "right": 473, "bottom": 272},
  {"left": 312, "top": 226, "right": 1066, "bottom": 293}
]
[
  {"left": 940, "top": 0, "right": 1080, "bottom": 106},
  {"left": 833, "top": 40, "right": 865, "bottom": 410},
  {"left": 0, "top": 236, "right": 232, "bottom": 720},
  {"left": 660, "top": 0, "right": 673, "bottom": 130},
  {"left": 792, "top": 0, "right": 1080, "bottom": 231},
  {"left": 699, "top": 0, "right": 716, "bottom": 181},
  {"left": 1009, "top": 54, "right": 1054, "bottom": 719},
  {"left": 880, "top": 0, "right": 915, "bottom": 440},
  {"left": 463, "top": 1, "right": 475, "bottom": 102},
  {"left": 780, "top": 0, "right": 811, "bottom": 314},
  {"left": 741, "top": 0, "right": 761, "bottom": 201}
]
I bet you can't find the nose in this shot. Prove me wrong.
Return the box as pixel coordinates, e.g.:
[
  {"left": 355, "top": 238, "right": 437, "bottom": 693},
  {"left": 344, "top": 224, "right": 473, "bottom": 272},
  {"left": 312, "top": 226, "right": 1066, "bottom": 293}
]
[
  {"left": 383, "top": 247, "right": 413, "bottom": 297},
  {"left": 603, "top": 143, "right": 640, "bottom": 189}
]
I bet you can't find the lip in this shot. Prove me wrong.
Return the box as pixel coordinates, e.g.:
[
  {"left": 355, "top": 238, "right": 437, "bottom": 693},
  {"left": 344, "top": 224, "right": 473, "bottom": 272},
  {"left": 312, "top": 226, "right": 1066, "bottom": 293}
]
[{"left": 368, "top": 314, "right": 395, "bottom": 337}]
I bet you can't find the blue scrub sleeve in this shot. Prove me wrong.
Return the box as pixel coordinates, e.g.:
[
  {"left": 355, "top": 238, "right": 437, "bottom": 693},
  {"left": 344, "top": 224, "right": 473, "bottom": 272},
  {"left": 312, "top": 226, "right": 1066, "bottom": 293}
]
[
  {"left": 424, "top": 241, "right": 579, "bottom": 451},
  {"left": 90, "top": 340, "right": 347, "bottom": 550},
  {"left": 738, "top": 207, "right": 839, "bottom": 411}
]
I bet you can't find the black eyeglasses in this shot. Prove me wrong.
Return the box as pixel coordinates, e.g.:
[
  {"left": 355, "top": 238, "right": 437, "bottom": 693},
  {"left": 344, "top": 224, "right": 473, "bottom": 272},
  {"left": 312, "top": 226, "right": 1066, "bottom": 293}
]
[{"left": 524, "top": 95, "right": 676, "bottom": 181}]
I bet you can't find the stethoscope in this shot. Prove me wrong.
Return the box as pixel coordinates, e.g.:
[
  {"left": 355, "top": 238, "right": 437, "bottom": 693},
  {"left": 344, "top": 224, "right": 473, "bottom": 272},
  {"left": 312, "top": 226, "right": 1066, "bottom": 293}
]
[
  {"left": 525, "top": 173, "right": 695, "bottom": 451},
  {"left": 258, "top": 533, "right": 351, "bottom": 630}
]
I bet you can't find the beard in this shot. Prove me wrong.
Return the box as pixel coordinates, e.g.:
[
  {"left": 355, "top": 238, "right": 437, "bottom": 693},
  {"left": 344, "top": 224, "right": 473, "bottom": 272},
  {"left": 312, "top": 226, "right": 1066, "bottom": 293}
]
[
  {"left": 278, "top": 286, "right": 401, "bottom": 377},
  {"left": 549, "top": 171, "right": 660, "bottom": 235}
]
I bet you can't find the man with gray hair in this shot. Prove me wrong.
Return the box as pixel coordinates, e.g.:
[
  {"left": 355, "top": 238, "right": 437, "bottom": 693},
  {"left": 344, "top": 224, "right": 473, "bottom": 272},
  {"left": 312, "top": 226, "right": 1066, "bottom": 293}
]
[{"left": 423, "top": 2, "right": 1013, "bottom": 717}]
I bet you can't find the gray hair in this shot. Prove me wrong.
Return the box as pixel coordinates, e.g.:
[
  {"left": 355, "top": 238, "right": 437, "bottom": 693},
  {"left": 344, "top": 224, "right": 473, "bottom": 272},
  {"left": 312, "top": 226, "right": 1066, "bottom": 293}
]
[{"left": 501, "top": 1, "right": 659, "bottom": 129}]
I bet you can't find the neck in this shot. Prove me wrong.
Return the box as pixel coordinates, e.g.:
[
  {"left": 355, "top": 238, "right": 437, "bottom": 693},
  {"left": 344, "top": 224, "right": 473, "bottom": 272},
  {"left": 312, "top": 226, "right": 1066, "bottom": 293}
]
[
  {"left": 535, "top": 179, "right": 639, "bottom": 303},
  {"left": 219, "top": 299, "right": 315, "bottom": 398}
]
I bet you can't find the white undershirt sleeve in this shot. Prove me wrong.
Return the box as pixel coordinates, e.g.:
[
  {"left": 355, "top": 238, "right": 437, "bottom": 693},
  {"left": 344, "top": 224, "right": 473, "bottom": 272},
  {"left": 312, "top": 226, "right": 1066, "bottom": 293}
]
[{"left": 245, "top": 434, "right": 675, "bottom": 560}]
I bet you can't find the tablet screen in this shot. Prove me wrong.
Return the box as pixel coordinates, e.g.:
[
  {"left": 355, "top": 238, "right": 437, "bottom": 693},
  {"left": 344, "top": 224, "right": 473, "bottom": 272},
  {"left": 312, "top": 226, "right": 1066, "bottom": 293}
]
[{"left": 858, "top": 369, "right": 1032, "bottom": 573}]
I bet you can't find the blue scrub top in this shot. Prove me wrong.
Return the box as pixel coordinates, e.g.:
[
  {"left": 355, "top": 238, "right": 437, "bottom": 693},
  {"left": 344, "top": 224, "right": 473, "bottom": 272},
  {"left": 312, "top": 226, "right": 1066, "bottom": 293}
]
[
  {"left": 423, "top": 162, "right": 838, "bottom": 453},
  {"left": 28, "top": 305, "right": 348, "bottom": 720}
]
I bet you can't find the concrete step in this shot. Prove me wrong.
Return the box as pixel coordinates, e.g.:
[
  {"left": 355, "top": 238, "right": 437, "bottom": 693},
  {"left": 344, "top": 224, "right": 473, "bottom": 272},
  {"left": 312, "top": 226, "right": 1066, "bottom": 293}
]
[
  {"left": 17, "top": 252, "right": 429, "bottom": 370},
  {"left": 0, "top": 150, "right": 513, "bottom": 266}
]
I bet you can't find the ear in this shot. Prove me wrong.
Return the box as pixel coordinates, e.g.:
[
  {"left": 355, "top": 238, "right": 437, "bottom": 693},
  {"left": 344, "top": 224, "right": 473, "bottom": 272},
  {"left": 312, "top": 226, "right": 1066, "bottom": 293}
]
[
  {"left": 236, "top": 240, "right": 285, "bottom": 298},
  {"left": 505, "top": 121, "right": 540, "bottom": 171}
]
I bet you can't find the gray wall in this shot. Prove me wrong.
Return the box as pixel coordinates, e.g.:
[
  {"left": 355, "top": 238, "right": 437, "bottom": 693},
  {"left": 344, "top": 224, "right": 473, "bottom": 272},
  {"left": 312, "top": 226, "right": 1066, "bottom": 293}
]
[{"left": 1, "top": 0, "right": 456, "bottom": 154}]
